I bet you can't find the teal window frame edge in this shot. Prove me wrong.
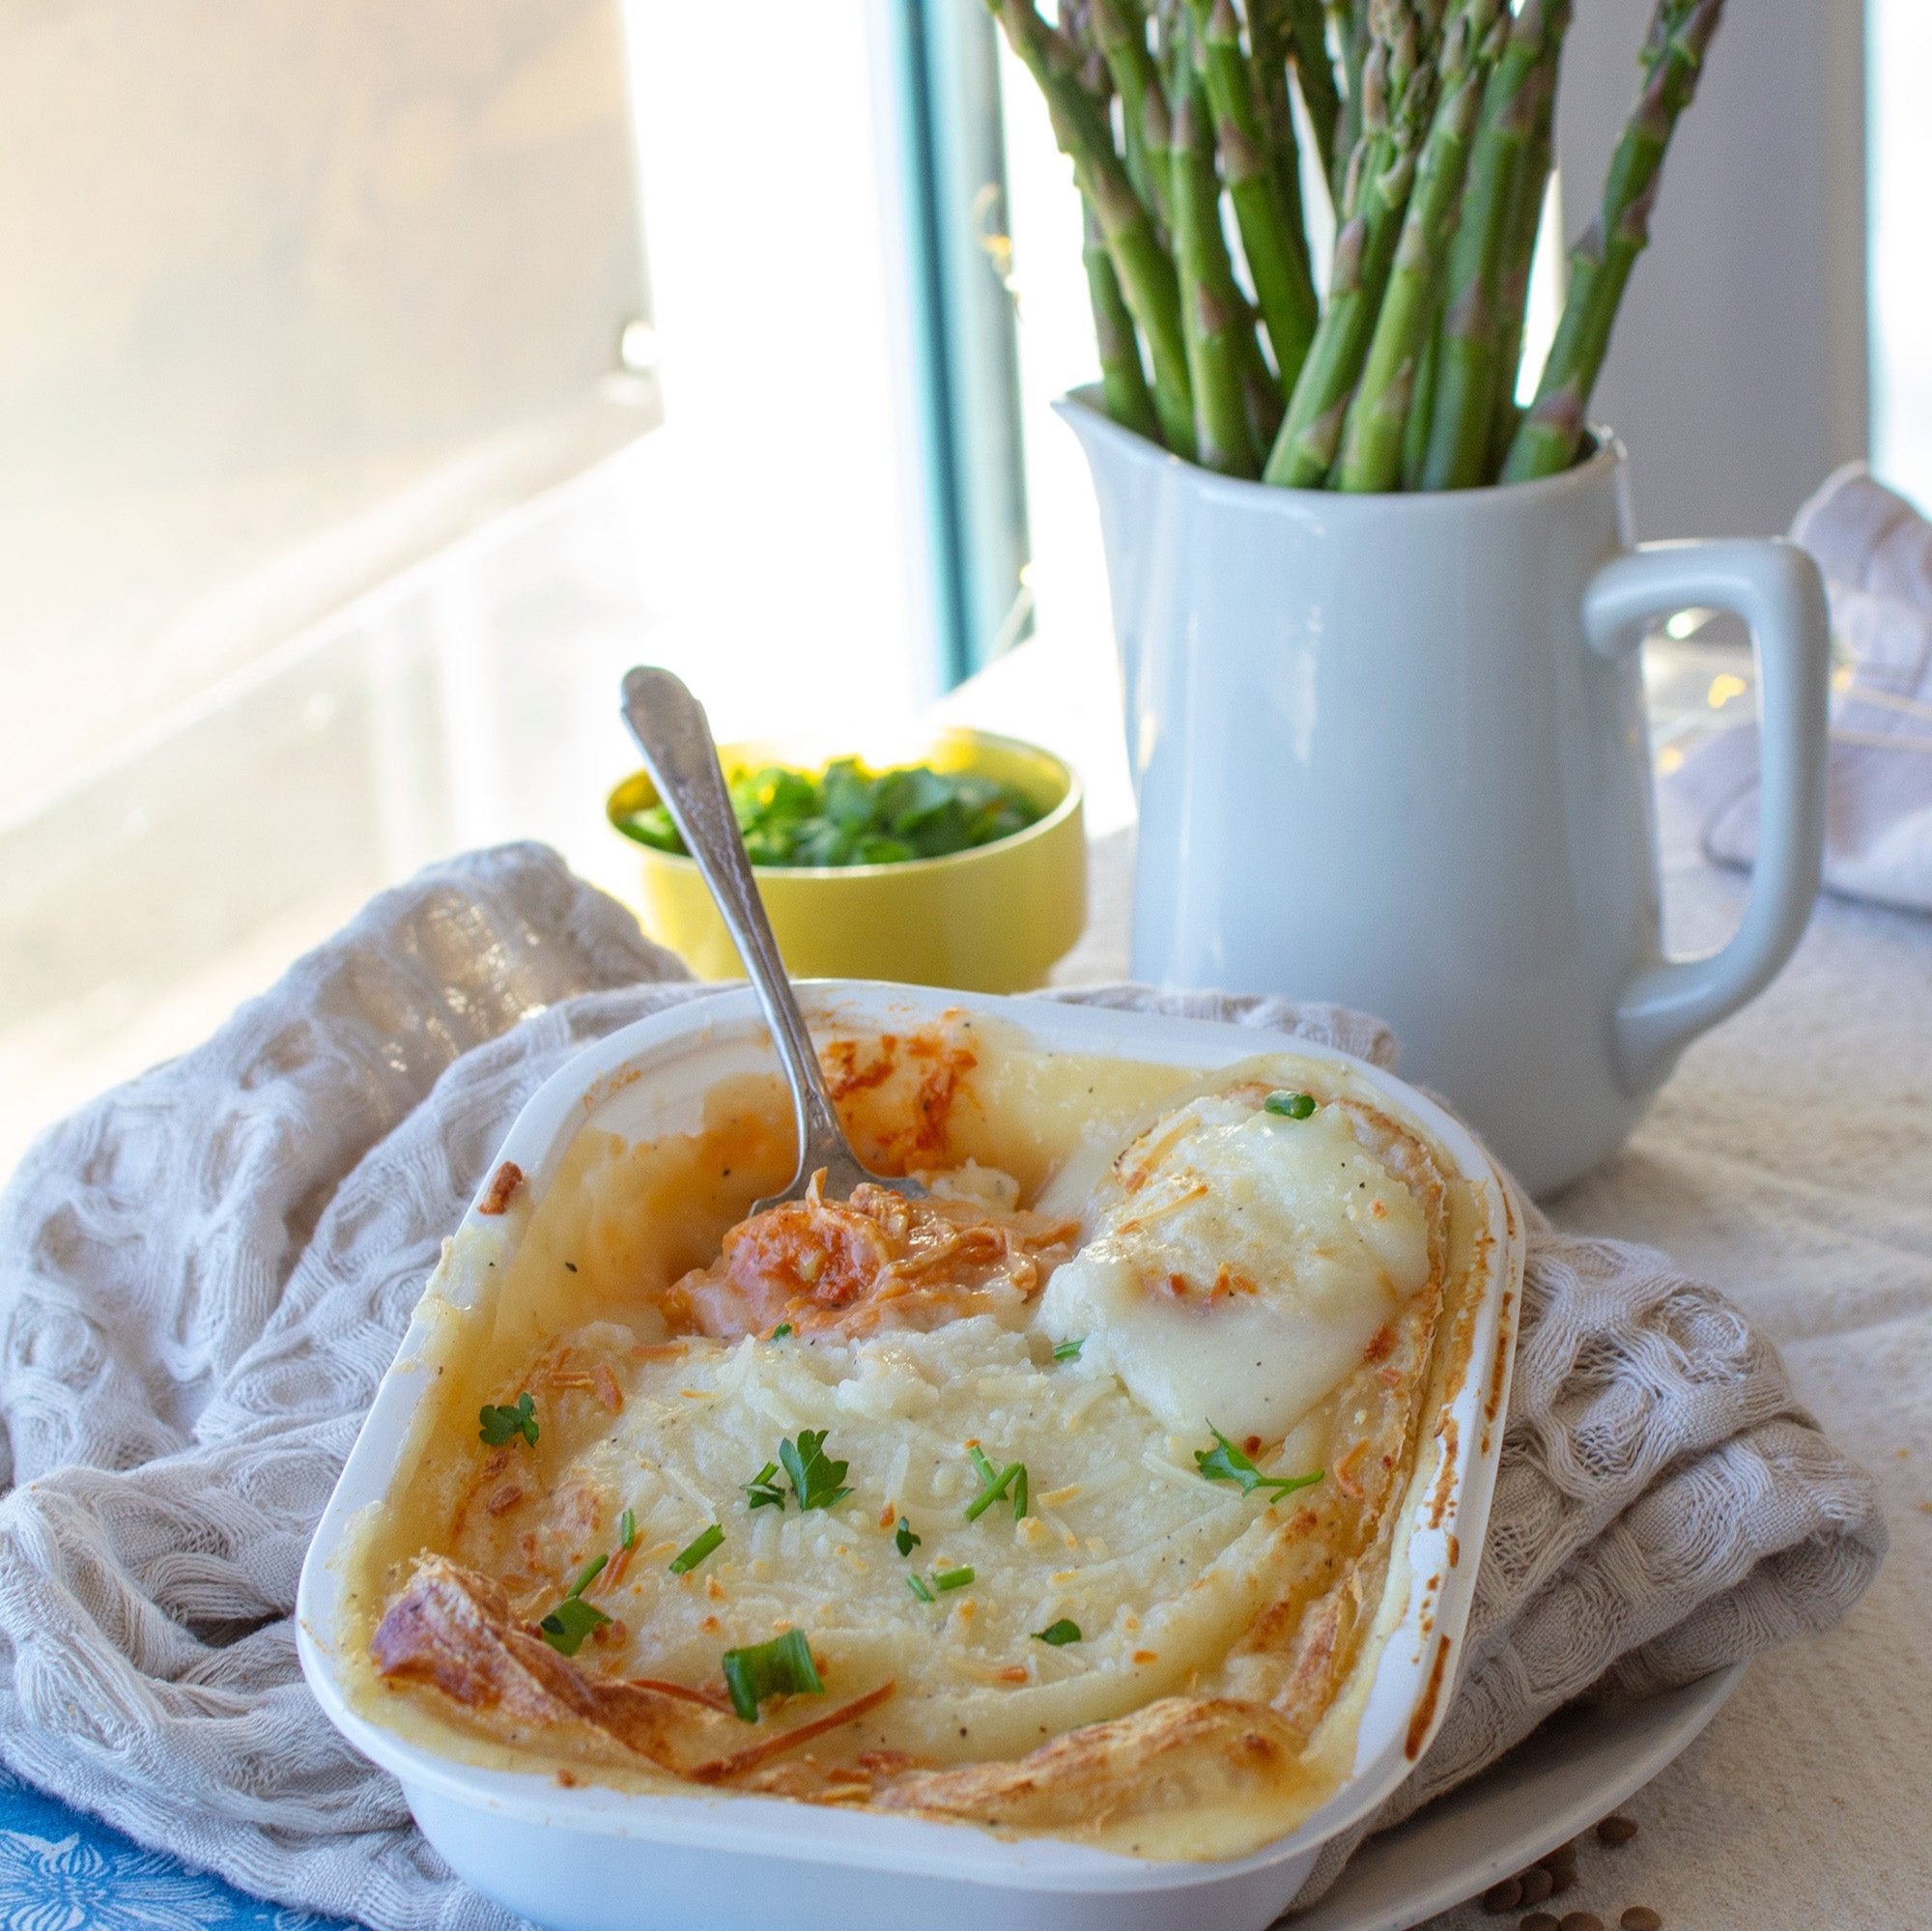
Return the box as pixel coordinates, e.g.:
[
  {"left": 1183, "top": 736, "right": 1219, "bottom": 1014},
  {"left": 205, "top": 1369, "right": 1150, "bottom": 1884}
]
[{"left": 890, "top": 1, "right": 1032, "bottom": 688}]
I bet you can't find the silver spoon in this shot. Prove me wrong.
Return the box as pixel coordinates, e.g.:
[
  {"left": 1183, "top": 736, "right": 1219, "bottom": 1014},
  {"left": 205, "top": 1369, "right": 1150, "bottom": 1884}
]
[{"left": 620, "top": 666, "right": 927, "bottom": 1214}]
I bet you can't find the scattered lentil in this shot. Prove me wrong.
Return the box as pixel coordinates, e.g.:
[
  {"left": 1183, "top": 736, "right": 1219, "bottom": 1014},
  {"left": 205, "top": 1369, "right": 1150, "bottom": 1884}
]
[
  {"left": 1597, "top": 1815, "right": 1639, "bottom": 1847},
  {"left": 1620, "top": 1912, "right": 1662, "bottom": 1931},
  {"left": 1548, "top": 1866, "right": 1578, "bottom": 1895},
  {"left": 1518, "top": 1867, "right": 1555, "bottom": 1907},
  {"left": 1483, "top": 1877, "right": 1524, "bottom": 1913},
  {"left": 1558, "top": 1916, "right": 1605, "bottom": 1931},
  {"left": 1520, "top": 1916, "right": 1561, "bottom": 1931}
]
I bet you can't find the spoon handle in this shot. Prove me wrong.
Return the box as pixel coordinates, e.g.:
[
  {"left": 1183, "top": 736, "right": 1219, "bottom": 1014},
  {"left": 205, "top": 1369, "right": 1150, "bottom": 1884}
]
[{"left": 620, "top": 667, "right": 863, "bottom": 1195}]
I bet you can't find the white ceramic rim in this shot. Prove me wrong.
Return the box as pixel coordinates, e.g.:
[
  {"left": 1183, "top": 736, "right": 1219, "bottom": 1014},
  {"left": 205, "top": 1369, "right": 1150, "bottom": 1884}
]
[
  {"left": 1054, "top": 385, "right": 1623, "bottom": 516},
  {"left": 297, "top": 982, "right": 1523, "bottom": 1897}
]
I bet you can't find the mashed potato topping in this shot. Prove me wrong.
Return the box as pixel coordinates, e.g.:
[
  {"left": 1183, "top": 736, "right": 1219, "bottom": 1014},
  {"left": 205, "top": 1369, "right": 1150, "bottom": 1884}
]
[{"left": 352, "top": 1031, "right": 1490, "bottom": 1859}]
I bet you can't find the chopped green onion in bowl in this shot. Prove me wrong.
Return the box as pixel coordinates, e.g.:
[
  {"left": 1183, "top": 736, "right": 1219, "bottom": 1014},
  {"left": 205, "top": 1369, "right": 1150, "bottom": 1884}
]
[{"left": 620, "top": 757, "right": 1044, "bottom": 869}]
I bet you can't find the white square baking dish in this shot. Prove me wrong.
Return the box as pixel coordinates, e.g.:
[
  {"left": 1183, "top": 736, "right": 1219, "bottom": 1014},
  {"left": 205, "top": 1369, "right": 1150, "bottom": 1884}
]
[{"left": 298, "top": 982, "right": 1523, "bottom": 1931}]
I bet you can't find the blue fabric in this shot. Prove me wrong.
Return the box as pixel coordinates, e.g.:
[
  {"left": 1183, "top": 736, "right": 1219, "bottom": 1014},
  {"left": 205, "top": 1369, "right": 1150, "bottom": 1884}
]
[{"left": 0, "top": 1763, "right": 358, "bottom": 1930}]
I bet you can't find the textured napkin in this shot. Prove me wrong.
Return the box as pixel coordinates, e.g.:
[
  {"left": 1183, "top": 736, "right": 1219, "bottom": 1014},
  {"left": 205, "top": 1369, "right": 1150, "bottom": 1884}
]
[
  {"left": 1676, "top": 463, "right": 1932, "bottom": 915},
  {"left": 0, "top": 845, "right": 1887, "bottom": 1928}
]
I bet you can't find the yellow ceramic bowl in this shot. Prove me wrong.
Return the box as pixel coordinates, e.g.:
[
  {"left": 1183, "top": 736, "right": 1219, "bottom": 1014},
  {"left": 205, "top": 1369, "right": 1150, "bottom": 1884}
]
[{"left": 607, "top": 726, "right": 1087, "bottom": 991}]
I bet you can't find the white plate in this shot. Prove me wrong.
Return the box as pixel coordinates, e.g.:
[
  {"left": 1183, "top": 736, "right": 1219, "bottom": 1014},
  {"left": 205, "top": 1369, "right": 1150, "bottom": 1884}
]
[{"left": 1290, "top": 1663, "right": 1746, "bottom": 1930}]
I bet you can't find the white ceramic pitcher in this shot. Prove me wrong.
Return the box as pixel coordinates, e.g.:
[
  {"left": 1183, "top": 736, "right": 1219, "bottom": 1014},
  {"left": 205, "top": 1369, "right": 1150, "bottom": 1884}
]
[{"left": 1059, "top": 390, "right": 1830, "bottom": 1195}]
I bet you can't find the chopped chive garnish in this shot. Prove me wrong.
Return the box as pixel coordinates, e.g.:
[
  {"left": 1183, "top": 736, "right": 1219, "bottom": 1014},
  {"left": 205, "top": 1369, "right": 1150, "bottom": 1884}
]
[
  {"left": 744, "top": 1461, "right": 787, "bottom": 1511},
  {"left": 1052, "top": 1338, "right": 1085, "bottom": 1362},
  {"left": 964, "top": 1452, "right": 1029, "bottom": 1522},
  {"left": 668, "top": 1523, "right": 724, "bottom": 1575},
  {"left": 477, "top": 1392, "right": 538, "bottom": 1448},
  {"left": 618, "top": 1508, "right": 637, "bottom": 1551},
  {"left": 907, "top": 1574, "right": 935, "bottom": 1604},
  {"left": 720, "top": 1627, "right": 823, "bottom": 1723},
  {"left": 1194, "top": 1424, "right": 1324, "bottom": 1504},
  {"left": 895, "top": 1517, "right": 921, "bottom": 1557},
  {"left": 565, "top": 1553, "right": 608, "bottom": 1599},
  {"left": 1263, "top": 1090, "right": 1318, "bottom": 1120},
  {"left": 1033, "top": 1619, "right": 1082, "bottom": 1646},
  {"left": 933, "top": 1566, "right": 975, "bottom": 1592},
  {"left": 538, "top": 1596, "right": 611, "bottom": 1657},
  {"left": 771, "top": 1322, "right": 792, "bottom": 1339}
]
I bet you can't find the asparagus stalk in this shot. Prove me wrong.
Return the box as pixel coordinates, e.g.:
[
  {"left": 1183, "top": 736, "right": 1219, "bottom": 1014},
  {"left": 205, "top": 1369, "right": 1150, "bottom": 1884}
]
[
  {"left": 1503, "top": 0, "right": 1724, "bottom": 482},
  {"left": 1246, "top": 0, "right": 1319, "bottom": 297},
  {"left": 1481, "top": 55, "right": 1556, "bottom": 470},
  {"left": 1264, "top": 0, "right": 1437, "bottom": 488},
  {"left": 1060, "top": 5, "right": 1163, "bottom": 440},
  {"left": 1334, "top": 0, "right": 1499, "bottom": 493},
  {"left": 1192, "top": 0, "right": 1319, "bottom": 391},
  {"left": 989, "top": 0, "right": 1196, "bottom": 456},
  {"left": 1082, "top": 206, "right": 1163, "bottom": 437},
  {"left": 1282, "top": 0, "right": 1344, "bottom": 192},
  {"left": 1325, "top": 0, "right": 1372, "bottom": 207},
  {"left": 1414, "top": 0, "right": 1570, "bottom": 490},
  {"left": 1401, "top": 325, "right": 1440, "bottom": 487},
  {"left": 1092, "top": 0, "right": 1169, "bottom": 228},
  {"left": 1169, "top": 53, "right": 1260, "bottom": 473}
]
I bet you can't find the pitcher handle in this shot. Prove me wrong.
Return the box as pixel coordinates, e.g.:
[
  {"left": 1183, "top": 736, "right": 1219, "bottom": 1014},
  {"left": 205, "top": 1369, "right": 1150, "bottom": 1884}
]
[{"left": 1582, "top": 538, "right": 1831, "bottom": 1093}]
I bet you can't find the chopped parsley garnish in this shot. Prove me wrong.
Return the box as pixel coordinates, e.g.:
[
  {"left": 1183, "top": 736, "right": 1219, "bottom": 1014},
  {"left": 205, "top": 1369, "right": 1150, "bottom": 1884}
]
[
  {"left": 1194, "top": 1425, "right": 1324, "bottom": 1504},
  {"left": 1051, "top": 1337, "right": 1085, "bottom": 1362},
  {"left": 618, "top": 1508, "right": 637, "bottom": 1551},
  {"left": 744, "top": 1462, "right": 787, "bottom": 1511},
  {"left": 620, "top": 758, "right": 1042, "bottom": 869},
  {"left": 1033, "top": 1619, "right": 1083, "bottom": 1646},
  {"left": 933, "top": 1566, "right": 976, "bottom": 1592},
  {"left": 668, "top": 1523, "right": 724, "bottom": 1575},
  {"left": 771, "top": 1322, "right": 793, "bottom": 1339},
  {"left": 1263, "top": 1090, "right": 1318, "bottom": 1120},
  {"left": 539, "top": 1597, "right": 610, "bottom": 1657},
  {"left": 895, "top": 1517, "right": 921, "bottom": 1557},
  {"left": 564, "top": 1553, "right": 607, "bottom": 1598},
  {"left": 721, "top": 1627, "right": 824, "bottom": 1722},
  {"left": 745, "top": 1431, "right": 853, "bottom": 1513},
  {"left": 907, "top": 1574, "right": 935, "bottom": 1604},
  {"left": 478, "top": 1392, "right": 538, "bottom": 1448},
  {"left": 964, "top": 1446, "right": 1030, "bottom": 1522},
  {"left": 781, "top": 1429, "right": 853, "bottom": 1510}
]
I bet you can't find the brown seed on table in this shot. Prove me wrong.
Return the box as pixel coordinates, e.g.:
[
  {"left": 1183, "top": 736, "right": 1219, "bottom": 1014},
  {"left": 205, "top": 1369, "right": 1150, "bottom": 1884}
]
[
  {"left": 1621, "top": 1912, "right": 1663, "bottom": 1931},
  {"left": 1518, "top": 1867, "right": 1555, "bottom": 1906},
  {"left": 1548, "top": 1865, "right": 1577, "bottom": 1895},
  {"left": 1520, "top": 1916, "right": 1561, "bottom": 1931},
  {"left": 1558, "top": 1915, "right": 1605, "bottom": 1931},
  {"left": 1483, "top": 1877, "right": 1524, "bottom": 1913},
  {"left": 1597, "top": 1814, "right": 1640, "bottom": 1846}
]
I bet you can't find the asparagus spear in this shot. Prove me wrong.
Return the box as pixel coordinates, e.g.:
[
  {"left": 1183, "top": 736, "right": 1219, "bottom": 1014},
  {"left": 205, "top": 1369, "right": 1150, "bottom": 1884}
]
[
  {"left": 989, "top": 0, "right": 1196, "bottom": 456},
  {"left": 1324, "top": 0, "right": 1371, "bottom": 207},
  {"left": 1334, "top": 0, "right": 1499, "bottom": 493},
  {"left": 1082, "top": 206, "right": 1163, "bottom": 437},
  {"left": 1482, "top": 59, "right": 1556, "bottom": 471},
  {"left": 1264, "top": 0, "right": 1436, "bottom": 488},
  {"left": 1060, "top": 4, "right": 1163, "bottom": 440},
  {"left": 1192, "top": 0, "right": 1319, "bottom": 391},
  {"left": 1503, "top": 0, "right": 1723, "bottom": 481},
  {"left": 1246, "top": 0, "right": 1319, "bottom": 294},
  {"left": 1282, "top": 0, "right": 1343, "bottom": 192},
  {"left": 1169, "top": 52, "right": 1260, "bottom": 473},
  {"left": 1414, "top": 0, "right": 1571, "bottom": 491},
  {"left": 1091, "top": 0, "right": 1169, "bottom": 228}
]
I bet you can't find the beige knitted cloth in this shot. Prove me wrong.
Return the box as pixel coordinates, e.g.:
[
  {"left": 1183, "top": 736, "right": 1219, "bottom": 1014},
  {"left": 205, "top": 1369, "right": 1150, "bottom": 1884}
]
[{"left": 0, "top": 846, "right": 1886, "bottom": 1929}]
